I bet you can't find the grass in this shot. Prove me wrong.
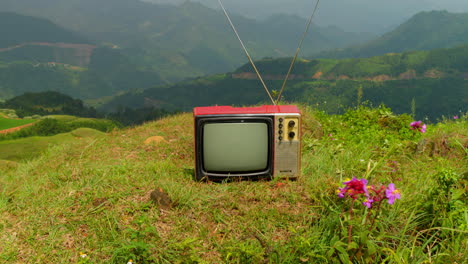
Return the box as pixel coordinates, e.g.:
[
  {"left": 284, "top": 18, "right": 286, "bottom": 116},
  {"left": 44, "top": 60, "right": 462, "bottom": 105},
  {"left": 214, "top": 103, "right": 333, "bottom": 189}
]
[
  {"left": 45, "top": 115, "right": 93, "bottom": 122},
  {"left": 0, "top": 106, "right": 466, "bottom": 263},
  {"left": 0, "top": 128, "right": 105, "bottom": 161},
  {"left": 0, "top": 116, "right": 37, "bottom": 131}
]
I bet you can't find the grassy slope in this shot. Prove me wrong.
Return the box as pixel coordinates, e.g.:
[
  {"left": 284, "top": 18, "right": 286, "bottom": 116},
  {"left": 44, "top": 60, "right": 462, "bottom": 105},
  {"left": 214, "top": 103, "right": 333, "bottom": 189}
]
[
  {"left": 0, "top": 107, "right": 466, "bottom": 263},
  {"left": 0, "top": 127, "right": 105, "bottom": 161},
  {"left": 0, "top": 116, "right": 36, "bottom": 130}
]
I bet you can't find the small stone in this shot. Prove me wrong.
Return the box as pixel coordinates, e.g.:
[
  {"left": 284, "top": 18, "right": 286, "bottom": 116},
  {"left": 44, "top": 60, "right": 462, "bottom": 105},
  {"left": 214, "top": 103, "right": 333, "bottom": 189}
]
[
  {"left": 150, "top": 188, "right": 173, "bottom": 210},
  {"left": 144, "top": 136, "right": 167, "bottom": 145}
]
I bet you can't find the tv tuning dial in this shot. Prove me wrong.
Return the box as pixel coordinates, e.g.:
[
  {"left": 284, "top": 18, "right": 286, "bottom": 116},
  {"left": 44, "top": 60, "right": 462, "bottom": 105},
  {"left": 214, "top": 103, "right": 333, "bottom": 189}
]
[
  {"left": 288, "top": 131, "right": 296, "bottom": 138},
  {"left": 288, "top": 120, "right": 296, "bottom": 128}
]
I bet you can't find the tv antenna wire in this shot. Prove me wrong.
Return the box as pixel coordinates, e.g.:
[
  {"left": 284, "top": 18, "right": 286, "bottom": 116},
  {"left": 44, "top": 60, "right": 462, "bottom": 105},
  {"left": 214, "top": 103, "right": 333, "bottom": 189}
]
[
  {"left": 217, "top": 0, "right": 275, "bottom": 105},
  {"left": 217, "top": 0, "right": 321, "bottom": 105},
  {"left": 276, "top": 0, "right": 320, "bottom": 104}
]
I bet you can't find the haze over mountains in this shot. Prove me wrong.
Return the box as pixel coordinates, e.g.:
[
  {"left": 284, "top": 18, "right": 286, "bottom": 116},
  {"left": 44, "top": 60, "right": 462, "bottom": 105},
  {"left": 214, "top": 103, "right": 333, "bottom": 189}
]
[
  {"left": 314, "top": 11, "right": 468, "bottom": 59},
  {"left": 145, "top": 0, "right": 468, "bottom": 33}
]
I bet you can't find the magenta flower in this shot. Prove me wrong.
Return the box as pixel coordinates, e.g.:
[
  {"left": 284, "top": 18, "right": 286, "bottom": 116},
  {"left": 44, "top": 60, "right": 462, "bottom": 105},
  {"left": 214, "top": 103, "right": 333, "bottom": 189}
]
[
  {"left": 385, "top": 183, "right": 401, "bottom": 204},
  {"left": 410, "top": 121, "right": 426, "bottom": 133},
  {"left": 337, "top": 177, "right": 369, "bottom": 200},
  {"left": 367, "top": 185, "right": 386, "bottom": 203},
  {"left": 453, "top": 115, "right": 459, "bottom": 120}
]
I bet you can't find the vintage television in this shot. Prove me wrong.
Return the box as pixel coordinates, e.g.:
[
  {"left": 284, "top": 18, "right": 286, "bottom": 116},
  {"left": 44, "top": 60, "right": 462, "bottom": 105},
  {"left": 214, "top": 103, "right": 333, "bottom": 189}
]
[{"left": 193, "top": 105, "right": 301, "bottom": 181}]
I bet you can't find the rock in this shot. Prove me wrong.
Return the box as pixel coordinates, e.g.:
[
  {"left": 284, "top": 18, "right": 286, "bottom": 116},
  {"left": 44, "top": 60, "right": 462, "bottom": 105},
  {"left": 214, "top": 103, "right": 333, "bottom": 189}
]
[
  {"left": 144, "top": 136, "right": 167, "bottom": 145},
  {"left": 150, "top": 188, "right": 173, "bottom": 210}
]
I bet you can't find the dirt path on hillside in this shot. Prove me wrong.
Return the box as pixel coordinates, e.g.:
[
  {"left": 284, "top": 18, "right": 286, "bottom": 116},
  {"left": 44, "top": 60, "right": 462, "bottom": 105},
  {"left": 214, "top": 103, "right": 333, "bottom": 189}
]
[{"left": 0, "top": 122, "right": 36, "bottom": 134}]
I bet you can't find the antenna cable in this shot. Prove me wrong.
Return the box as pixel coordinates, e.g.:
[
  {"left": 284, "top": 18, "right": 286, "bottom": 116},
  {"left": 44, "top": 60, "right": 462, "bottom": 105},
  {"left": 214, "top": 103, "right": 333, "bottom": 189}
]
[
  {"left": 275, "top": 0, "right": 320, "bottom": 104},
  {"left": 217, "top": 0, "right": 276, "bottom": 105}
]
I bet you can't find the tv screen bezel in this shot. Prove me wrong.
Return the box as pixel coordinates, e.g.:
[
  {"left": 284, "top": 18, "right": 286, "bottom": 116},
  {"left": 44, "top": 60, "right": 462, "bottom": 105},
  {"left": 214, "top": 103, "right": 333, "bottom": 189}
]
[{"left": 195, "top": 115, "right": 274, "bottom": 181}]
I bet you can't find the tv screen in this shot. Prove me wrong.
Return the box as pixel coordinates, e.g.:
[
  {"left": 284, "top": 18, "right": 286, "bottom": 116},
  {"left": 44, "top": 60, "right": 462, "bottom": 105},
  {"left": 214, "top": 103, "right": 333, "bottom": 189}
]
[{"left": 203, "top": 122, "right": 269, "bottom": 172}]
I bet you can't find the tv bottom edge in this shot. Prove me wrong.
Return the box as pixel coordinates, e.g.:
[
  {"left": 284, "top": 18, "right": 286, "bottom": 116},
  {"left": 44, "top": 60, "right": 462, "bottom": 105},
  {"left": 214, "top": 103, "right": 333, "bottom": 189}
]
[{"left": 195, "top": 172, "right": 273, "bottom": 182}]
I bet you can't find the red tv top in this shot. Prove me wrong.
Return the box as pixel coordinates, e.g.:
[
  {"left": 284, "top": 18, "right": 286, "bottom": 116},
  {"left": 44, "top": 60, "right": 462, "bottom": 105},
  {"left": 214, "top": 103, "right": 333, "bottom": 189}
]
[{"left": 193, "top": 105, "right": 300, "bottom": 116}]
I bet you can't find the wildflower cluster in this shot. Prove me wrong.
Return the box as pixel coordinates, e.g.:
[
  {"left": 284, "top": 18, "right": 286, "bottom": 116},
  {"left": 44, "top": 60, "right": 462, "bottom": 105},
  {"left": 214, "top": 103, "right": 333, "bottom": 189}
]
[
  {"left": 337, "top": 177, "right": 401, "bottom": 208},
  {"left": 410, "top": 120, "right": 426, "bottom": 133},
  {"left": 336, "top": 177, "right": 403, "bottom": 260}
]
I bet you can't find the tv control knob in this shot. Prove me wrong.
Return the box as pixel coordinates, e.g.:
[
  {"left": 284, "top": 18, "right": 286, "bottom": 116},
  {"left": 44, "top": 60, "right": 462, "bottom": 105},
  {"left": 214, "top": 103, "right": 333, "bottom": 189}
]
[
  {"left": 279, "top": 130, "right": 283, "bottom": 135},
  {"left": 278, "top": 136, "right": 283, "bottom": 141},
  {"left": 288, "top": 131, "right": 296, "bottom": 138},
  {"left": 279, "top": 124, "right": 283, "bottom": 129},
  {"left": 288, "top": 120, "right": 296, "bottom": 128},
  {"left": 279, "top": 118, "right": 283, "bottom": 122}
]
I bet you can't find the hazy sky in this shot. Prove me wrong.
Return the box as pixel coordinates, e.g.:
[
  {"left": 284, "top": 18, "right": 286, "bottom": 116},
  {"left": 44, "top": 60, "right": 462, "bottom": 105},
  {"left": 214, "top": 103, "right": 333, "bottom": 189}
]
[{"left": 145, "top": 0, "right": 468, "bottom": 33}]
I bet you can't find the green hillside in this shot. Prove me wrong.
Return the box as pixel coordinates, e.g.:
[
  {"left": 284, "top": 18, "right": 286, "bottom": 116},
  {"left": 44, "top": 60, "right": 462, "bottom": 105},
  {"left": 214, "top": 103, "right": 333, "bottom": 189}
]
[
  {"left": 0, "top": 53, "right": 165, "bottom": 100},
  {"left": 314, "top": 11, "right": 468, "bottom": 59},
  {"left": 0, "top": 106, "right": 466, "bottom": 262},
  {"left": 101, "top": 45, "right": 468, "bottom": 121},
  {"left": 0, "top": 113, "right": 119, "bottom": 141}
]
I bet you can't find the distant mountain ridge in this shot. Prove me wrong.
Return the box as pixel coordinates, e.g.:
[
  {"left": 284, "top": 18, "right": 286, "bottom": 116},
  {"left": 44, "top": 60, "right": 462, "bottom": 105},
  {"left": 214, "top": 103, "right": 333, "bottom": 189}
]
[
  {"left": 0, "top": 11, "right": 90, "bottom": 48},
  {"left": 314, "top": 11, "right": 468, "bottom": 59},
  {"left": 0, "top": 12, "right": 95, "bottom": 67}
]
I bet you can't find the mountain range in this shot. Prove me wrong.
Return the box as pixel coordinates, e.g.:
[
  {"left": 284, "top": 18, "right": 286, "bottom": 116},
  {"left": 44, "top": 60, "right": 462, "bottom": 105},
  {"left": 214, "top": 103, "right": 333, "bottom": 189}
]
[
  {"left": 100, "top": 44, "right": 468, "bottom": 120},
  {"left": 0, "top": 0, "right": 374, "bottom": 80}
]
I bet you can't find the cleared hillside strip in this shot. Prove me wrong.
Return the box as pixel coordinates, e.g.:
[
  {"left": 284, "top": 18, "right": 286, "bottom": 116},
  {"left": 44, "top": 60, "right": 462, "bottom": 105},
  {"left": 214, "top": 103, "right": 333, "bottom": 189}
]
[{"left": 0, "top": 122, "right": 36, "bottom": 134}]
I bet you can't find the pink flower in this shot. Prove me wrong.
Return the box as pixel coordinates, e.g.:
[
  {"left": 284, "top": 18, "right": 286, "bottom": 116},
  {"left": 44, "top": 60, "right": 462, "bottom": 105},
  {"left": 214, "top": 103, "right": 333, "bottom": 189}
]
[
  {"left": 363, "top": 198, "right": 374, "bottom": 208},
  {"left": 420, "top": 124, "right": 427, "bottom": 133},
  {"left": 410, "top": 121, "right": 426, "bottom": 133},
  {"left": 385, "top": 183, "right": 401, "bottom": 204},
  {"left": 453, "top": 115, "right": 459, "bottom": 119}
]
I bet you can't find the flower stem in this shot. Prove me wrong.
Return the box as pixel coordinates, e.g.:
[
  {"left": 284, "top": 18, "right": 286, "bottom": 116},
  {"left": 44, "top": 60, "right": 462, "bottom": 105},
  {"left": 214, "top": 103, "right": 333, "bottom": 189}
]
[
  {"left": 368, "top": 201, "right": 383, "bottom": 232},
  {"left": 348, "top": 200, "right": 355, "bottom": 244}
]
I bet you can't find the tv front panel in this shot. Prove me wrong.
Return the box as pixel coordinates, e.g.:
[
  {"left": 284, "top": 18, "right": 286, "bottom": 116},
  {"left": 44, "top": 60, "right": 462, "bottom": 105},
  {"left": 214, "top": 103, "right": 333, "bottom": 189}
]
[{"left": 273, "top": 115, "right": 301, "bottom": 177}]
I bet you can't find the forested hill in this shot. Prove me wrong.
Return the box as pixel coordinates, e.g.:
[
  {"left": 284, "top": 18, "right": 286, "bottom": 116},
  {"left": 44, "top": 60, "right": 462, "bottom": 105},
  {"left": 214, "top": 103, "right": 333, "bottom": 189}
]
[
  {"left": 0, "top": 91, "right": 97, "bottom": 117},
  {"left": 100, "top": 45, "right": 468, "bottom": 121},
  {"left": 235, "top": 44, "right": 468, "bottom": 80},
  {"left": 314, "top": 11, "right": 468, "bottom": 59},
  {"left": 0, "top": 12, "right": 165, "bottom": 100},
  {"left": 0, "top": 12, "right": 90, "bottom": 48}
]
